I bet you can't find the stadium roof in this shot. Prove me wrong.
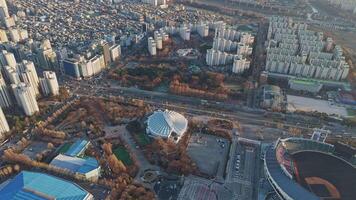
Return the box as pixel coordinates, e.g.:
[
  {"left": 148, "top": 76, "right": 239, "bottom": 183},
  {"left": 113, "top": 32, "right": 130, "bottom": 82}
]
[
  {"left": 146, "top": 110, "right": 188, "bottom": 140},
  {"left": 265, "top": 147, "right": 319, "bottom": 200},
  {"left": 279, "top": 137, "right": 334, "bottom": 155},
  {"left": 50, "top": 154, "right": 99, "bottom": 175},
  {"left": 65, "top": 139, "right": 90, "bottom": 157},
  {"left": 0, "top": 171, "right": 91, "bottom": 200}
]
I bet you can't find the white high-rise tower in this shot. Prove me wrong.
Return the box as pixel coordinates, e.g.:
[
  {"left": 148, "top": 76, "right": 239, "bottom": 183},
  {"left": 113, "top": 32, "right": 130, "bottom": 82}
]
[
  {"left": 40, "top": 71, "right": 59, "bottom": 96},
  {"left": 0, "top": 106, "right": 9, "bottom": 138},
  {"left": 0, "top": 0, "right": 9, "bottom": 20},
  {"left": 12, "top": 83, "right": 39, "bottom": 116},
  {"left": 0, "top": 73, "right": 12, "bottom": 108}
]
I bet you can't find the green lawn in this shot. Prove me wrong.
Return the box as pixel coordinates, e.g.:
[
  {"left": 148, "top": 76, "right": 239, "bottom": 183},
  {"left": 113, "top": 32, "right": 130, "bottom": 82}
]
[
  {"left": 136, "top": 133, "right": 151, "bottom": 146},
  {"left": 58, "top": 143, "right": 72, "bottom": 154},
  {"left": 113, "top": 146, "right": 133, "bottom": 166}
]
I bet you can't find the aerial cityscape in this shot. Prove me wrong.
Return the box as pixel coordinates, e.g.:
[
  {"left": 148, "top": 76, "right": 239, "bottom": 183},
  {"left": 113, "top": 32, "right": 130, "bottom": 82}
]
[{"left": 0, "top": 0, "right": 355, "bottom": 199}]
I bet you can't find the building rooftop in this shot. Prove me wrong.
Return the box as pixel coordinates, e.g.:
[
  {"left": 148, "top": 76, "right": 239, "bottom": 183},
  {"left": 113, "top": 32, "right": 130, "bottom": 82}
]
[
  {"left": 289, "top": 78, "right": 321, "bottom": 86},
  {"left": 0, "top": 171, "right": 91, "bottom": 200},
  {"left": 50, "top": 154, "right": 99, "bottom": 175},
  {"left": 146, "top": 110, "right": 188, "bottom": 141},
  {"left": 264, "top": 146, "right": 319, "bottom": 200},
  {"left": 65, "top": 139, "right": 90, "bottom": 157}
]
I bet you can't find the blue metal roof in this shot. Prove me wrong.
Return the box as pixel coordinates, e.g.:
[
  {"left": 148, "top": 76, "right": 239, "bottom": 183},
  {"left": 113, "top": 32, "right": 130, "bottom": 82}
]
[
  {"left": 265, "top": 147, "right": 319, "bottom": 200},
  {"left": 65, "top": 139, "right": 89, "bottom": 157},
  {"left": 77, "top": 157, "right": 99, "bottom": 174},
  {"left": 0, "top": 171, "right": 90, "bottom": 200},
  {"left": 50, "top": 154, "right": 99, "bottom": 175}
]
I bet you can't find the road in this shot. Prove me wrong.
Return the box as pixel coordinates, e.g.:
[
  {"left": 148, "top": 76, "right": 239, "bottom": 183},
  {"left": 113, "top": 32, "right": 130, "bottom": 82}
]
[{"left": 75, "top": 82, "right": 321, "bottom": 132}]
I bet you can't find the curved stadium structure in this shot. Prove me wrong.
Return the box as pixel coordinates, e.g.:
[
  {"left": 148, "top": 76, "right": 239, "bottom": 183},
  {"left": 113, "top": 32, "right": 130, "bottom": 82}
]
[
  {"left": 146, "top": 109, "right": 188, "bottom": 142},
  {"left": 264, "top": 138, "right": 356, "bottom": 200}
]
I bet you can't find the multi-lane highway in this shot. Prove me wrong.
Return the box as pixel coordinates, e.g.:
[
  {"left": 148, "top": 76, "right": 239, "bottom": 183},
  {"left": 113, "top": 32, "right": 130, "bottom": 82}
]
[{"left": 71, "top": 81, "right": 335, "bottom": 134}]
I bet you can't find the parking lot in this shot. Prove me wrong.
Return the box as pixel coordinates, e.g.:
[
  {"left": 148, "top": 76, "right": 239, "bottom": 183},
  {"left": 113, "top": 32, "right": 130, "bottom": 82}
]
[
  {"left": 187, "top": 133, "right": 230, "bottom": 178},
  {"left": 22, "top": 141, "right": 49, "bottom": 160},
  {"left": 226, "top": 138, "right": 261, "bottom": 199},
  {"left": 154, "top": 177, "right": 182, "bottom": 200}
]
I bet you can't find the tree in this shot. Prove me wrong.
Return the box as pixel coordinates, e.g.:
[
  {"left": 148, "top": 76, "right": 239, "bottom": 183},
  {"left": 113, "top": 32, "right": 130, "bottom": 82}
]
[
  {"left": 47, "top": 143, "right": 54, "bottom": 149},
  {"left": 102, "top": 143, "right": 113, "bottom": 155},
  {"left": 13, "top": 164, "right": 20, "bottom": 172},
  {"left": 58, "top": 87, "right": 70, "bottom": 100},
  {"left": 107, "top": 154, "right": 127, "bottom": 174},
  {"left": 288, "top": 127, "right": 302, "bottom": 137}
]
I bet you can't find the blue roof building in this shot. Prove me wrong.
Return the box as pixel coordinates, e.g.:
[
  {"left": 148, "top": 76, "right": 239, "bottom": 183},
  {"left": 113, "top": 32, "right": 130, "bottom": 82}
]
[
  {"left": 50, "top": 139, "right": 100, "bottom": 181},
  {"left": 0, "top": 171, "right": 93, "bottom": 200},
  {"left": 65, "top": 139, "right": 90, "bottom": 157},
  {"left": 50, "top": 154, "right": 100, "bottom": 180}
]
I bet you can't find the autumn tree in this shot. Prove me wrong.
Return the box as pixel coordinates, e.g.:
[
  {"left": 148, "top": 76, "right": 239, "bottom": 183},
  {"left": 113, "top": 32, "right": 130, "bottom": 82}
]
[{"left": 102, "top": 143, "right": 113, "bottom": 155}]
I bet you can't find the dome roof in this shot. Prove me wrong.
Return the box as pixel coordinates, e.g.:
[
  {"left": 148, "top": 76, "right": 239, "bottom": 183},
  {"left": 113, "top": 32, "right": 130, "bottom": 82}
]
[{"left": 146, "top": 110, "right": 188, "bottom": 140}]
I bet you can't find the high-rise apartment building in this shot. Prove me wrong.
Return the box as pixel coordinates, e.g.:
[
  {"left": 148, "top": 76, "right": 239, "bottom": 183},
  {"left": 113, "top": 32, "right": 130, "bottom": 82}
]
[
  {"left": 39, "top": 71, "right": 59, "bottom": 96},
  {"left": 0, "top": 106, "right": 9, "bottom": 138},
  {"left": 0, "top": 0, "right": 9, "bottom": 21},
  {"left": 19, "top": 60, "right": 40, "bottom": 96},
  {"left": 11, "top": 83, "right": 39, "bottom": 116},
  {"left": 0, "top": 73, "right": 12, "bottom": 108}
]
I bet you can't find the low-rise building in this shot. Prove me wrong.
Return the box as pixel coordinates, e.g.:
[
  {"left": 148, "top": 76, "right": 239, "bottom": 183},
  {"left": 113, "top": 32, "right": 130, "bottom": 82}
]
[
  {"left": 0, "top": 171, "right": 94, "bottom": 199},
  {"left": 50, "top": 140, "right": 100, "bottom": 181},
  {"left": 288, "top": 78, "right": 323, "bottom": 93},
  {"left": 258, "top": 85, "right": 285, "bottom": 110}
]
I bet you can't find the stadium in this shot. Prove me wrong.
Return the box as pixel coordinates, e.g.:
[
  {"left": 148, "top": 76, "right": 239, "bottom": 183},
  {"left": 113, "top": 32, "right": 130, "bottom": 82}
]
[
  {"left": 264, "top": 137, "right": 356, "bottom": 200},
  {"left": 146, "top": 109, "right": 188, "bottom": 143}
]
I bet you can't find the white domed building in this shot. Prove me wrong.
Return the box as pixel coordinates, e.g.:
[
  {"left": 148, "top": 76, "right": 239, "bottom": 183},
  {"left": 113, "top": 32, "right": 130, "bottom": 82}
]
[{"left": 146, "top": 110, "right": 188, "bottom": 143}]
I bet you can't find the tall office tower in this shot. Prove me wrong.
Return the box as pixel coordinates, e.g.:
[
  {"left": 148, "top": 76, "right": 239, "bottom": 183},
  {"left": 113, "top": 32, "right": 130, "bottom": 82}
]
[
  {"left": 0, "top": 73, "right": 12, "bottom": 108},
  {"left": 12, "top": 83, "right": 39, "bottom": 116},
  {"left": 0, "top": 29, "right": 7, "bottom": 42},
  {"left": 0, "top": 106, "right": 9, "bottom": 138},
  {"left": 39, "top": 71, "right": 59, "bottom": 96},
  {"left": 99, "top": 41, "right": 111, "bottom": 67},
  {"left": 0, "top": 0, "right": 9, "bottom": 21},
  {"left": 63, "top": 58, "right": 81, "bottom": 78}
]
